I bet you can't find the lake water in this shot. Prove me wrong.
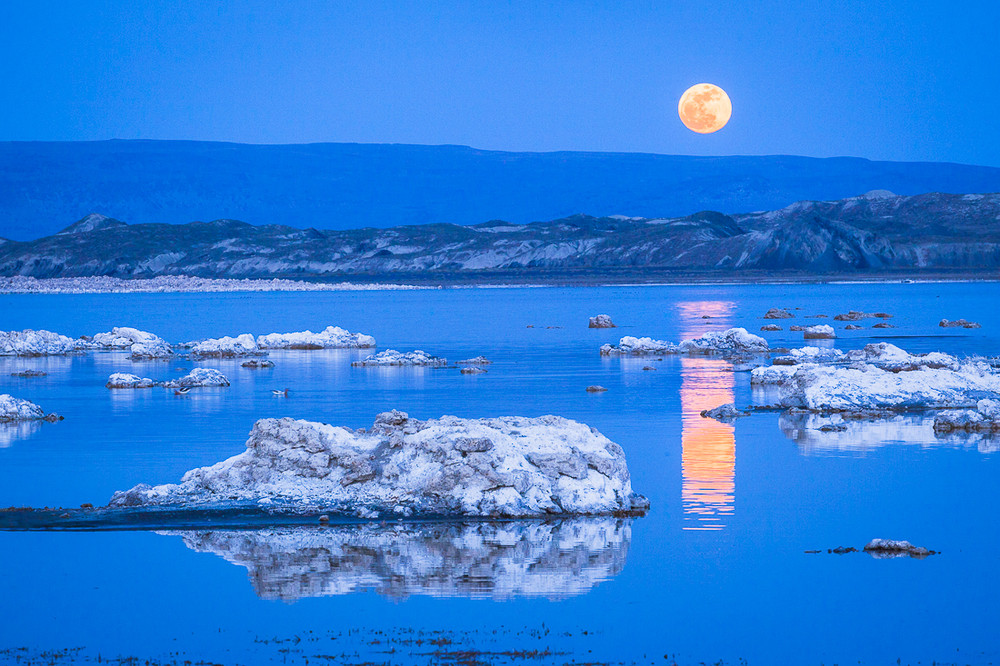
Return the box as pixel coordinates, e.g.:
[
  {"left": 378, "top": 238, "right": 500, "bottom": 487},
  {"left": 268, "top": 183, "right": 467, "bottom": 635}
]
[{"left": 0, "top": 283, "right": 998, "bottom": 665}]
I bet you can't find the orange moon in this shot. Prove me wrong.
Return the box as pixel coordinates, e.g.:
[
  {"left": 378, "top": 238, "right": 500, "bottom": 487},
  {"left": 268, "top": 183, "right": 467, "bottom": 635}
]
[{"left": 678, "top": 83, "right": 732, "bottom": 134}]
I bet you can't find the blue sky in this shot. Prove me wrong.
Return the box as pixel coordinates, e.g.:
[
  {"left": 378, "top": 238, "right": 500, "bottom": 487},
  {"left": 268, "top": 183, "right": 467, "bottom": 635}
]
[{"left": 1, "top": 1, "right": 997, "bottom": 166}]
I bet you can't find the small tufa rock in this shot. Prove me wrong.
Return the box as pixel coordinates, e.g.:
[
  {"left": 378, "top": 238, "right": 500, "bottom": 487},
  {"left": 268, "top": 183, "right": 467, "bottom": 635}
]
[
  {"left": 460, "top": 367, "right": 487, "bottom": 375},
  {"left": 11, "top": 370, "right": 47, "bottom": 377},
  {"left": 789, "top": 325, "right": 806, "bottom": 331},
  {"left": 939, "top": 318, "right": 981, "bottom": 329},
  {"left": 241, "top": 359, "right": 275, "bottom": 368},
  {"left": 700, "top": 403, "right": 749, "bottom": 422},
  {"left": 872, "top": 322, "right": 896, "bottom": 329},
  {"left": 762, "top": 308, "right": 794, "bottom": 319},
  {"left": 863, "top": 538, "right": 936, "bottom": 559},
  {"left": 760, "top": 324, "right": 783, "bottom": 331},
  {"left": 844, "top": 324, "right": 863, "bottom": 330},
  {"left": 803, "top": 324, "right": 836, "bottom": 339},
  {"left": 586, "top": 385, "right": 608, "bottom": 393},
  {"left": 588, "top": 314, "right": 616, "bottom": 328},
  {"left": 456, "top": 356, "right": 491, "bottom": 365},
  {"left": 642, "top": 366, "right": 656, "bottom": 371}
]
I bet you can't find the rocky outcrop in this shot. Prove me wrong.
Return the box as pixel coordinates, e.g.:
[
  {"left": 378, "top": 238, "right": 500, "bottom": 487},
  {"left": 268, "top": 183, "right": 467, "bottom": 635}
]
[
  {"left": 256, "top": 326, "right": 375, "bottom": 349},
  {"left": 351, "top": 350, "right": 447, "bottom": 367},
  {"left": 588, "top": 315, "right": 616, "bottom": 328},
  {"left": 168, "top": 518, "right": 632, "bottom": 601},
  {"left": 0, "top": 329, "right": 88, "bottom": 356},
  {"left": 188, "top": 334, "right": 264, "bottom": 358},
  {"left": 0, "top": 394, "right": 61, "bottom": 423},
  {"left": 833, "top": 311, "right": 892, "bottom": 321},
  {"left": 109, "top": 411, "right": 648, "bottom": 518},
  {"left": 241, "top": 359, "right": 275, "bottom": 368}
]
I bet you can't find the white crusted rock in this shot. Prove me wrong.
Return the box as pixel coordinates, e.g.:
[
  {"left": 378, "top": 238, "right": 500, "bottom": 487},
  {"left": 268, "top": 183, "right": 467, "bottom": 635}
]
[
  {"left": 677, "top": 328, "right": 769, "bottom": 355},
  {"left": 109, "top": 411, "right": 648, "bottom": 518},
  {"left": 0, "top": 329, "right": 88, "bottom": 356},
  {"left": 92, "top": 327, "right": 173, "bottom": 359},
  {"left": 105, "top": 373, "right": 158, "bottom": 389},
  {"left": 256, "top": 326, "right": 375, "bottom": 350},
  {"left": 163, "top": 368, "right": 231, "bottom": 388},
  {"left": 188, "top": 334, "right": 264, "bottom": 358},
  {"left": 600, "top": 336, "right": 677, "bottom": 356},
  {"left": 803, "top": 324, "right": 836, "bottom": 339},
  {"left": 0, "top": 394, "right": 60, "bottom": 423}
]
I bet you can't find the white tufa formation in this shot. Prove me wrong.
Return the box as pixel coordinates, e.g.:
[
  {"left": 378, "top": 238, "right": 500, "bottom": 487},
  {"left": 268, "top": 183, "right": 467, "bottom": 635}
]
[
  {"left": 110, "top": 410, "right": 649, "bottom": 518},
  {"left": 188, "top": 334, "right": 264, "bottom": 358},
  {"left": 352, "top": 350, "right": 447, "bottom": 367},
  {"left": 256, "top": 326, "right": 375, "bottom": 350},
  {"left": 601, "top": 327, "right": 768, "bottom": 357},
  {"left": 0, "top": 329, "right": 88, "bottom": 356}
]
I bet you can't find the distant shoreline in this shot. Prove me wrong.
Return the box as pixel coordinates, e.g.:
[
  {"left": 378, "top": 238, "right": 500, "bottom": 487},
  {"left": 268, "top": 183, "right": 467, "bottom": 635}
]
[{"left": 1, "top": 273, "right": 998, "bottom": 294}]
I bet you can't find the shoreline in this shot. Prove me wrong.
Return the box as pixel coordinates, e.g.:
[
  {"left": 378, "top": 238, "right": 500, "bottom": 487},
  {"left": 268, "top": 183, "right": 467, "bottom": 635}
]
[{"left": 1, "top": 273, "right": 999, "bottom": 294}]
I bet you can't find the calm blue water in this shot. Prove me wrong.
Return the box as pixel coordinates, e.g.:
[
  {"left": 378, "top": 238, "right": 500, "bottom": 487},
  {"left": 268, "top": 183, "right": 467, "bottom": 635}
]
[{"left": 0, "top": 283, "right": 998, "bottom": 665}]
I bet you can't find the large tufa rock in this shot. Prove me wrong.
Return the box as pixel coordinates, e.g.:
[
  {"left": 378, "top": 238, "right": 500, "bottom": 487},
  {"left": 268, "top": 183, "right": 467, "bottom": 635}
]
[
  {"left": 588, "top": 314, "right": 617, "bottom": 328},
  {"left": 0, "top": 394, "right": 61, "bottom": 423},
  {"left": 109, "top": 411, "right": 648, "bottom": 518},
  {"left": 188, "top": 334, "right": 264, "bottom": 358},
  {"left": 256, "top": 325, "right": 375, "bottom": 350},
  {"left": 0, "top": 329, "right": 89, "bottom": 356},
  {"left": 352, "top": 350, "right": 447, "bottom": 367},
  {"left": 803, "top": 324, "right": 836, "bottom": 339}
]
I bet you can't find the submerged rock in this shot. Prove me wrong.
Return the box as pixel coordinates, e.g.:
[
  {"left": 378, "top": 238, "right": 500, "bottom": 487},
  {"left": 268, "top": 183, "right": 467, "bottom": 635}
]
[
  {"left": 106, "top": 373, "right": 157, "bottom": 389},
  {"left": 188, "top": 334, "right": 264, "bottom": 358},
  {"left": 0, "top": 394, "right": 61, "bottom": 423},
  {"left": 109, "top": 411, "right": 648, "bottom": 518},
  {"left": 10, "top": 370, "right": 47, "bottom": 378},
  {"left": 163, "top": 368, "right": 230, "bottom": 388},
  {"left": 586, "top": 385, "right": 608, "bottom": 393},
  {"left": 256, "top": 326, "right": 375, "bottom": 349},
  {"left": 789, "top": 325, "right": 807, "bottom": 332},
  {"left": 456, "top": 356, "right": 491, "bottom": 365},
  {"left": 940, "top": 318, "right": 981, "bottom": 329},
  {"left": 460, "top": 367, "right": 487, "bottom": 375},
  {"left": 588, "top": 314, "right": 616, "bottom": 328},
  {"left": 763, "top": 308, "right": 794, "bottom": 319},
  {"left": 700, "top": 403, "right": 749, "bottom": 422},
  {"left": 872, "top": 322, "right": 896, "bottom": 329},
  {"left": 352, "top": 350, "right": 447, "bottom": 367},
  {"left": 241, "top": 359, "right": 275, "bottom": 368},
  {"left": 863, "top": 538, "right": 936, "bottom": 559},
  {"left": 0, "top": 329, "right": 88, "bottom": 356},
  {"left": 834, "top": 310, "right": 892, "bottom": 321},
  {"left": 760, "top": 324, "right": 782, "bottom": 331},
  {"left": 844, "top": 324, "right": 863, "bottom": 330},
  {"left": 168, "top": 518, "right": 632, "bottom": 601},
  {"left": 803, "top": 324, "right": 836, "bottom": 339}
]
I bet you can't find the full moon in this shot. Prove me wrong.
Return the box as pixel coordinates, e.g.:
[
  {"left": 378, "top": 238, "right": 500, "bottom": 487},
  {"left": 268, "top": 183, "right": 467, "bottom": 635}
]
[{"left": 678, "top": 83, "right": 732, "bottom": 134}]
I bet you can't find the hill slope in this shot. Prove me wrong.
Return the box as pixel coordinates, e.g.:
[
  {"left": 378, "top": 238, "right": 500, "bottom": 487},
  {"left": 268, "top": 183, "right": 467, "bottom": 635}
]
[
  {"left": 3, "top": 140, "right": 1000, "bottom": 240},
  {"left": 2, "top": 191, "right": 998, "bottom": 281}
]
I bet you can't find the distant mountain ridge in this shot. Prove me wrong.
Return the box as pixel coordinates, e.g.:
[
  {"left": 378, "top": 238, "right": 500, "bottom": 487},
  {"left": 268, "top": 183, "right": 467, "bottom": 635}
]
[
  {"left": 3, "top": 140, "right": 1000, "bottom": 241},
  {"left": 2, "top": 190, "right": 999, "bottom": 281}
]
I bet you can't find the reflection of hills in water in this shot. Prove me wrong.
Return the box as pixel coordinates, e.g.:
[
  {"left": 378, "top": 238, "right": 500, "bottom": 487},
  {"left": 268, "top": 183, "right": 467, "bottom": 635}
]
[
  {"left": 779, "top": 412, "right": 1000, "bottom": 455},
  {"left": 677, "top": 301, "right": 736, "bottom": 531},
  {"left": 166, "top": 518, "right": 632, "bottom": 602}
]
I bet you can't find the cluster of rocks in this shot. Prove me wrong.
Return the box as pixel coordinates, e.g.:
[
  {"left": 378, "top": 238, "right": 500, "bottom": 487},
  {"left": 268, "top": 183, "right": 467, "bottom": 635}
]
[
  {"left": 939, "top": 318, "right": 981, "bottom": 329},
  {"left": 105, "top": 368, "right": 231, "bottom": 389},
  {"left": 933, "top": 399, "right": 1000, "bottom": 433},
  {"left": 109, "top": 410, "right": 649, "bottom": 519},
  {"left": 352, "top": 350, "right": 448, "bottom": 367},
  {"left": 240, "top": 359, "right": 275, "bottom": 369},
  {"left": 833, "top": 311, "right": 893, "bottom": 321},
  {"left": 10, "top": 370, "right": 47, "bottom": 378}
]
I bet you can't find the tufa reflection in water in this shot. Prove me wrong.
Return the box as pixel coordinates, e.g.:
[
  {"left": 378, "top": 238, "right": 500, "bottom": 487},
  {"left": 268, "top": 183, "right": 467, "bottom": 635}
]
[
  {"left": 676, "top": 301, "right": 737, "bottom": 531},
  {"left": 162, "top": 517, "right": 632, "bottom": 602}
]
